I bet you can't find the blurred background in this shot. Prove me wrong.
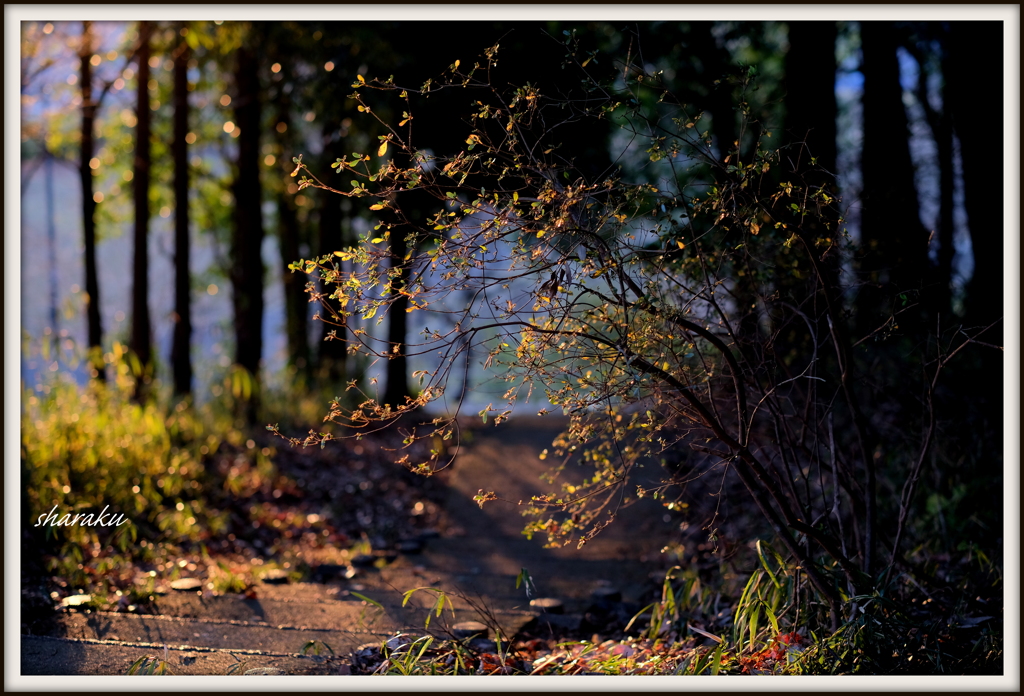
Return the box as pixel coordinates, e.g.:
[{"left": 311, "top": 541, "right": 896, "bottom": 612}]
[{"left": 18, "top": 18, "right": 1005, "bottom": 413}]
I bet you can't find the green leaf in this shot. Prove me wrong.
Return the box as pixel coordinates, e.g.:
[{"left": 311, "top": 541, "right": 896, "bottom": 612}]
[
  {"left": 762, "top": 596, "right": 780, "bottom": 635},
  {"left": 350, "top": 591, "right": 382, "bottom": 609},
  {"left": 748, "top": 604, "right": 760, "bottom": 650},
  {"left": 756, "top": 540, "right": 782, "bottom": 589},
  {"left": 711, "top": 641, "right": 724, "bottom": 675}
]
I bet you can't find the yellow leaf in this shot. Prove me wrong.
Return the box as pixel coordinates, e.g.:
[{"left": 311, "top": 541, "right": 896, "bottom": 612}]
[
  {"left": 357, "top": 74, "right": 365, "bottom": 83},
  {"left": 676, "top": 240, "right": 685, "bottom": 249},
  {"left": 378, "top": 141, "right": 388, "bottom": 157},
  {"left": 536, "top": 230, "right": 547, "bottom": 238},
  {"left": 454, "top": 59, "right": 460, "bottom": 69},
  {"left": 369, "top": 203, "right": 384, "bottom": 210}
]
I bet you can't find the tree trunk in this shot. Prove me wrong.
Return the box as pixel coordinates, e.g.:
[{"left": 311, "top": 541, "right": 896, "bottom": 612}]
[
  {"left": 947, "top": 22, "right": 1003, "bottom": 339},
  {"left": 785, "top": 21, "right": 838, "bottom": 176},
  {"left": 170, "top": 23, "right": 193, "bottom": 398},
  {"left": 784, "top": 23, "right": 842, "bottom": 309},
  {"left": 45, "top": 146, "right": 59, "bottom": 342},
  {"left": 316, "top": 120, "right": 349, "bottom": 382},
  {"left": 383, "top": 227, "right": 411, "bottom": 409},
  {"left": 932, "top": 51, "right": 956, "bottom": 320},
  {"left": 857, "top": 22, "right": 930, "bottom": 334},
  {"left": 272, "top": 72, "right": 309, "bottom": 378},
  {"left": 130, "top": 21, "right": 153, "bottom": 399},
  {"left": 944, "top": 21, "right": 1004, "bottom": 486},
  {"left": 79, "top": 21, "right": 104, "bottom": 381},
  {"left": 230, "top": 40, "right": 265, "bottom": 421},
  {"left": 279, "top": 187, "right": 310, "bottom": 373},
  {"left": 687, "top": 25, "right": 737, "bottom": 163},
  {"left": 905, "top": 36, "right": 956, "bottom": 318}
]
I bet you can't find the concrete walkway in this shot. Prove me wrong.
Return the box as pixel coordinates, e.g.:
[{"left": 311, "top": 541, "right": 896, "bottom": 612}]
[{"left": 20, "top": 416, "right": 678, "bottom": 676}]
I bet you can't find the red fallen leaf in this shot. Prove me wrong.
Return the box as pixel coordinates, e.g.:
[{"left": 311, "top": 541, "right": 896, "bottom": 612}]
[
  {"left": 739, "top": 646, "right": 782, "bottom": 674},
  {"left": 244, "top": 588, "right": 258, "bottom": 599},
  {"left": 777, "top": 631, "right": 804, "bottom": 646},
  {"left": 478, "top": 652, "right": 514, "bottom": 674}
]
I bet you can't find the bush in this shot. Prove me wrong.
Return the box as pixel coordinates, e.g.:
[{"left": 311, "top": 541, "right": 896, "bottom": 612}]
[
  {"left": 287, "top": 36, "right": 1002, "bottom": 639},
  {"left": 21, "top": 341, "right": 231, "bottom": 588}
]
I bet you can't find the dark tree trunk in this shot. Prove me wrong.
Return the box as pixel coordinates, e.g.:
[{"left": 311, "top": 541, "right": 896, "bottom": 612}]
[
  {"left": 272, "top": 73, "right": 309, "bottom": 377},
  {"left": 788, "top": 21, "right": 877, "bottom": 572},
  {"left": 947, "top": 22, "right": 1003, "bottom": 339},
  {"left": 316, "top": 120, "right": 348, "bottom": 381},
  {"left": 230, "top": 41, "right": 265, "bottom": 421},
  {"left": 130, "top": 21, "right": 153, "bottom": 398},
  {"left": 785, "top": 21, "right": 839, "bottom": 176},
  {"left": 79, "top": 21, "right": 104, "bottom": 381},
  {"left": 904, "top": 35, "right": 956, "bottom": 318},
  {"left": 171, "top": 23, "right": 193, "bottom": 398},
  {"left": 383, "top": 227, "right": 411, "bottom": 408},
  {"left": 279, "top": 187, "right": 309, "bottom": 373},
  {"left": 857, "top": 22, "right": 930, "bottom": 334},
  {"left": 45, "top": 146, "right": 59, "bottom": 340},
  {"left": 939, "top": 20, "right": 1003, "bottom": 535},
  {"left": 686, "top": 25, "right": 737, "bottom": 164},
  {"left": 931, "top": 54, "right": 956, "bottom": 320},
  {"left": 784, "top": 22, "right": 843, "bottom": 305}
]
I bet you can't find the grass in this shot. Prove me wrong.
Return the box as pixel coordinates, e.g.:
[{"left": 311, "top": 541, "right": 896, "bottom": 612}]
[
  {"left": 22, "top": 343, "right": 234, "bottom": 593},
  {"left": 341, "top": 547, "right": 1002, "bottom": 677},
  {"left": 126, "top": 647, "right": 174, "bottom": 675},
  {"left": 21, "top": 342, "right": 361, "bottom": 611}
]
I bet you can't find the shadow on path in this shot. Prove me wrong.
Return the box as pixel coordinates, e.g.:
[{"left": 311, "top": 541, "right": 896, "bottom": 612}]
[{"left": 418, "top": 416, "right": 679, "bottom": 611}]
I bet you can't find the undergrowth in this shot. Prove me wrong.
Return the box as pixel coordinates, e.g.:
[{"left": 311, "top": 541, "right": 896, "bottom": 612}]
[
  {"left": 23, "top": 340, "right": 1002, "bottom": 676},
  {"left": 347, "top": 551, "right": 1002, "bottom": 676},
  {"left": 20, "top": 339, "right": 383, "bottom": 610}
]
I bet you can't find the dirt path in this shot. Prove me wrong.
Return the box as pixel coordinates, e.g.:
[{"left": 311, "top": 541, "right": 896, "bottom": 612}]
[
  {"left": 423, "top": 415, "right": 679, "bottom": 608},
  {"left": 21, "top": 416, "right": 681, "bottom": 676}
]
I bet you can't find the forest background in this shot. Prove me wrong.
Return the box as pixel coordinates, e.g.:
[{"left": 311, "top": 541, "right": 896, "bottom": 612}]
[{"left": 7, "top": 4, "right": 1019, "bottom": 680}]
